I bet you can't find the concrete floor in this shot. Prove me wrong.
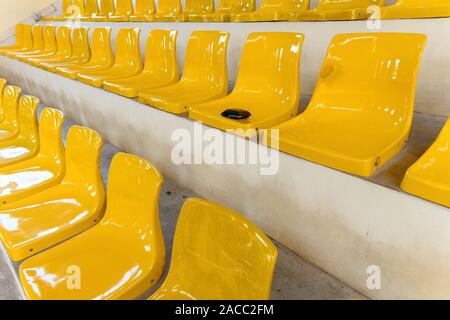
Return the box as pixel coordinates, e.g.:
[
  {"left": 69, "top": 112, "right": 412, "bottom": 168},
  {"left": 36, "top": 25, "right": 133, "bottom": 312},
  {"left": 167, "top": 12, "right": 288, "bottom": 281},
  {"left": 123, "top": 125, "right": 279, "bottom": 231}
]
[{"left": 0, "top": 106, "right": 366, "bottom": 300}]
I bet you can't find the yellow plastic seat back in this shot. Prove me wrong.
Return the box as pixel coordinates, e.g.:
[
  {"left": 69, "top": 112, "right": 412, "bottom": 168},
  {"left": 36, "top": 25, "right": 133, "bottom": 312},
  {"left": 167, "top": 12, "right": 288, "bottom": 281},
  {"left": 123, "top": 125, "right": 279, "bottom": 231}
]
[
  {"left": 234, "top": 32, "right": 303, "bottom": 112},
  {"left": 258, "top": 0, "right": 298, "bottom": 13},
  {"left": 30, "top": 25, "right": 44, "bottom": 51},
  {"left": 54, "top": 26, "right": 72, "bottom": 57},
  {"left": 151, "top": 198, "right": 278, "bottom": 300},
  {"left": 184, "top": 0, "right": 215, "bottom": 15},
  {"left": 156, "top": 0, "right": 182, "bottom": 16},
  {"left": 216, "top": 0, "right": 256, "bottom": 14},
  {"left": 98, "top": 0, "right": 116, "bottom": 17},
  {"left": 71, "top": 0, "right": 86, "bottom": 17},
  {"left": 61, "top": 0, "right": 73, "bottom": 18},
  {"left": 382, "top": 0, "right": 450, "bottom": 19},
  {"left": 291, "top": 0, "right": 310, "bottom": 13},
  {"left": 40, "top": 25, "right": 57, "bottom": 54},
  {"left": 84, "top": 0, "right": 100, "bottom": 17},
  {"left": 135, "top": 0, "right": 156, "bottom": 16},
  {"left": 113, "top": 0, "right": 134, "bottom": 16},
  {"left": 63, "top": 126, "right": 103, "bottom": 192},
  {"left": 19, "top": 24, "right": 34, "bottom": 50},
  {"left": 0, "top": 79, "right": 6, "bottom": 121},
  {"left": 88, "top": 27, "right": 113, "bottom": 66},
  {"left": 113, "top": 28, "right": 142, "bottom": 69},
  {"left": 0, "top": 25, "right": 24, "bottom": 52},
  {"left": 71, "top": 27, "right": 90, "bottom": 61},
  {"left": 37, "top": 108, "right": 65, "bottom": 162},
  {"left": 16, "top": 95, "right": 39, "bottom": 150},
  {"left": 182, "top": 31, "right": 229, "bottom": 91},
  {"left": 2, "top": 86, "right": 21, "bottom": 128},
  {"left": 144, "top": 30, "right": 178, "bottom": 82}
]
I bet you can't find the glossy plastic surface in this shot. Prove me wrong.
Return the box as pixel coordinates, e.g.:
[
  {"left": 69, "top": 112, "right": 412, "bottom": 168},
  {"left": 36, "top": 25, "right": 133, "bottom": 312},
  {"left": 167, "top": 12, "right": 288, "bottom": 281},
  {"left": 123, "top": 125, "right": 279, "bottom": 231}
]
[
  {"left": 231, "top": 0, "right": 295, "bottom": 21},
  {"left": 15, "top": 26, "right": 57, "bottom": 63},
  {"left": 0, "top": 96, "right": 39, "bottom": 167},
  {"left": 0, "top": 108, "right": 65, "bottom": 205},
  {"left": 109, "top": 0, "right": 134, "bottom": 21},
  {"left": 26, "top": 26, "right": 72, "bottom": 67},
  {"left": 0, "top": 79, "right": 6, "bottom": 122},
  {"left": 0, "top": 126, "right": 105, "bottom": 262},
  {"left": 265, "top": 33, "right": 427, "bottom": 177},
  {"left": 153, "top": 0, "right": 182, "bottom": 21},
  {"left": 77, "top": 28, "right": 142, "bottom": 88},
  {"left": 79, "top": 0, "right": 100, "bottom": 21},
  {"left": 190, "top": 32, "right": 303, "bottom": 137},
  {"left": 104, "top": 30, "right": 178, "bottom": 98},
  {"left": 182, "top": 0, "right": 215, "bottom": 21},
  {"left": 5, "top": 25, "right": 43, "bottom": 58},
  {"left": 292, "top": 0, "right": 382, "bottom": 21},
  {"left": 130, "top": 0, "right": 156, "bottom": 21},
  {"left": 56, "top": 27, "right": 113, "bottom": 79},
  {"left": 91, "top": 0, "right": 116, "bottom": 21},
  {"left": 192, "top": 0, "right": 255, "bottom": 21},
  {"left": 19, "top": 153, "right": 165, "bottom": 300},
  {"left": 139, "top": 31, "right": 229, "bottom": 114},
  {"left": 401, "top": 118, "right": 450, "bottom": 207},
  {"left": 0, "top": 86, "right": 21, "bottom": 142},
  {"left": 382, "top": 0, "right": 450, "bottom": 19},
  {"left": 40, "top": 27, "right": 90, "bottom": 72},
  {"left": 150, "top": 198, "right": 278, "bottom": 300}
]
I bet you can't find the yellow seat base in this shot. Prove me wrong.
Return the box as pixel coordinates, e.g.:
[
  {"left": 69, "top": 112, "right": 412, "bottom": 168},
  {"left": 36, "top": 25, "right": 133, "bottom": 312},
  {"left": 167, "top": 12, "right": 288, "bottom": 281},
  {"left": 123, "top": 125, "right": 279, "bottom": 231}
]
[
  {"left": 382, "top": 5, "right": 450, "bottom": 19},
  {"left": 103, "top": 72, "right": 177, "bottom": 98},
  {"left": 231, "top": 10, "right": 290, "bottom": 21},
  {"left": 129, "top": 14, "right": 152, "bottom": 21},
  {"left": 401, "top": 118, "right": 450, "bottom": 208},
  {"left": 291, "top": 8, "right": 371, "bottom": 21}
]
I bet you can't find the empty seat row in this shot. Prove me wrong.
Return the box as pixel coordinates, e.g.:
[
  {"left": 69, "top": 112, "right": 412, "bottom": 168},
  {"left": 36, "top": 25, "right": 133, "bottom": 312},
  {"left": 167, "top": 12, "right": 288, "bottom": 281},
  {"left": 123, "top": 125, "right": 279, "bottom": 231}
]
[
  {"left": 0, "top": 78, "right": 277, "bottom": 300},
  {"left": 0, "top": 25, "right": 428, "bottom": 178},
  {"left": 42, "top": 0, "right": 450, "bottom": 22}
]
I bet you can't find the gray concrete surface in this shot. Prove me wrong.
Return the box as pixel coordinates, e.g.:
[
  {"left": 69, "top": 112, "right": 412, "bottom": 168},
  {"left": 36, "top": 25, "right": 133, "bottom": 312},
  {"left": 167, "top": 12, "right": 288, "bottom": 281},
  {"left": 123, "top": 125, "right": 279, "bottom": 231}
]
[{"left": 0, "top": 106, "right": 366, "bottom": 300}]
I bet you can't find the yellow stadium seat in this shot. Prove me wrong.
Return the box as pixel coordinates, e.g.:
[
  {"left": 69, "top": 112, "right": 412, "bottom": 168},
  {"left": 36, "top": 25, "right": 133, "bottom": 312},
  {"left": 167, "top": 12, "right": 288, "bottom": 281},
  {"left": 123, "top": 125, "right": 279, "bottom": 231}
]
[
  {"left": 40, "top": 27, "right": 90, "bottom": 73},
  {"left": 0, "top": 79, "right": 6, "bottom": 122},
  {"left": 182, "top": 0, "right": 215, "bottom": 21},
  {"left": 401, "top": 119, "right": 450, "bottom": 207},
  {"left": 265, "top": 33, "right": 427, "bottom": 177},
  {"left": 0, "top": 108, "right": 65, "bottom": 206},
  {"left": 0, "top": 96, "right": 39, "bottom": 167},
  {"left": 103, "top": 30, "right": 178, "bottom": 98},
  {"left": 0, "top": 86, "right": 21, "bottom": 142},
  {"left": 139, "top": 31, "right": 229, "bottom": 114},
  {"left": 190, "top": 0, "right": 256, "bottom": 21},
  {"left": 56, "top": 28, "right": 113, "bottom": 80},
  {"left": 19, "top": 153, "right": 165, "bottom": 300},
  {"left": 4, "top": 25, "right": 43, "bottom": 58},
  {"left": 79, "top": 0, "right": 100, "bottom": 21},
  {"left": 91, "top": 0, "right": 116, "bottom": 21},
  {"left": 381, "top": 0, "right": 450, "bottom": 19},
  {"left": 289, "top": 0, "right": 310, "bottom": 19},
  {"left": 41, "top": 0, "right": 72, "bottom": 21},
  {"left": 0, "top": 126, "right": 105, "bottom": 262},
  {"left": 292, "top": 0, "right": 382, "bottom": 21},
  {"left": 130, "top": 0, "right": 156, "bottom": 21},
  {"left": 109, "top": 0, "right": 134, "bottom": 21},
  {"left": 150, "top": 198, "right": 278, "bottom": 300},
  {"left": 77, "top": 29, "right": 142, "bottom": 88},
  {"left": 26, "top": 26, "right": 71, "bottom": 67},
  {"left": 231, "top": 0, "right": 294, "bottom": 21},
  {"left": 0, "top": 24, "right": 31, "bottom": 55},
  {"left": 189, "top": 32, "right": 303, "bottom": 138},
  {"left": 15, "top": 26, "right": 57, "bottom": 63},
  {"left": 153, "top": 0, "right": 183, "bottom": 21}
]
